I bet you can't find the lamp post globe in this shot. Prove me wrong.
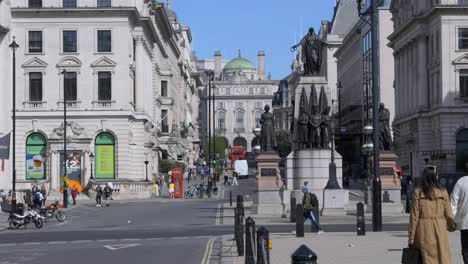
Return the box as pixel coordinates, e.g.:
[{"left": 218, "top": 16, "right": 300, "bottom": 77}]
[{"left": 89, "top": 153, "right": 95, "bottom": 180}]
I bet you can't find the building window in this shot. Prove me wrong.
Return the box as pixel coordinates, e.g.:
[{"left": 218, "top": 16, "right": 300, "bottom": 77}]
[
  {"left": 97, "top": 30, "right": 112, "bottom": 52},
  {"left": 97, "top": 0, "right": 111, "bottom": 7},
  {"left": 459, "top": 28, "right": 468, "bottom": 50},
  {"left": 218, "top": 111, "right": 225, "bottom": 131},
  {"left": 225, "top": 88, "right": 230, "bottom": 95},
  {"left": 98, "top": 72, "right": 112, "bottom": 101},
  {"left": 64, "top": 72, "right": 77, "bottom": 101},
  {"left": 235, "top": 111, "right": 244, "bottom": 130},
  {"left": 260, "top": 87, "right": 265, "bottom": 94},
  {"left": 63, "top": 0, "right": 77, "bottom": 7},
  {"left": 249, "top": 87, "right": 253, "bottom": 94},
  {"left": 460, "top": 70, "right": 468, "bottom": 98},
  {"left": 28, "top": 0, "right": 42, "bottom": 8},
  {"left": 236, "top": 102, "right": 244, "bottom": 109},
  {"left": 26, "top": 133, "right": 47, "bottom": 180},
  {"left": 255, "top": 102, "right": 262, "bottom": 108},
  {"left": 254, "top": 111, "right": 262, "bottom": 128},
  {"left": 94, "top": 132, "right": 115, "bottom": 179},
  {"left": 161, "top": 80, "right": 168, "bottom": 97},
  {"left": 63, "top": 30, "right": 77, "bottom": 53},
  {"left": 28, "top": 31, "right": 43, "bottom": 53},
  {"left": 29, "top": 72, "right": 43, "bottom": 101},
  {"left": 161, "top": 110, "right": 169, "bottom": 133}
]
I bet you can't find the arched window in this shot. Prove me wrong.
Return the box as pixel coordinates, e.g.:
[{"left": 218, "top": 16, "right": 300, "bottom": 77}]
[
  {"left": 218, "top": 111, "right": 226, "bottom": 132},
  {"left": 26, "top": 133, "right": 47, "bottom": 180},
  {"left": 456, "top": 129, "right": 468, "bottom": 172},
  {"left": 95, "top": 132, "right": 115, "bottom": 179},
  {"left": 254, "top": 111, "right": 262, "bottom": 128}
]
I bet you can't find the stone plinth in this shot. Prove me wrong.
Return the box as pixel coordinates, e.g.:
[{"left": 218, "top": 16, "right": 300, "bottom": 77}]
[{"left": 251, "top": 152, "right": 286, "bottom": 216}]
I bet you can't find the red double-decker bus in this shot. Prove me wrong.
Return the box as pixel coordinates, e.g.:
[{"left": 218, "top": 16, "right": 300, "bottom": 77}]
[{"left": 230, "top": 146, "right": 246, "bottom": 167}]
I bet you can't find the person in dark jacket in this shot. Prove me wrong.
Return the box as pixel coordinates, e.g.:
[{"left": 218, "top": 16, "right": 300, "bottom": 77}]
[
  {"left": 302, "top": 192, "right": 324, "bottom": 234},
  {"left": 104, "top": 184, "right": 113, "bottom": 206},
  {"left": 95, "top": 185, "right": 103, "bottom": 207}
]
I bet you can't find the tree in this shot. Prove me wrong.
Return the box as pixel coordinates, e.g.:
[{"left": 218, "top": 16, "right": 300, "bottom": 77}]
[{"left": 276, "top": 131, "right": 292, "bottom": 158}]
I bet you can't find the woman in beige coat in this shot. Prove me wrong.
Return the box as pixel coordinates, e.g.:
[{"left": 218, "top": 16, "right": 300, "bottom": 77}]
[{"left": 409, "top": 168, "right": 457, "bottom": 264}]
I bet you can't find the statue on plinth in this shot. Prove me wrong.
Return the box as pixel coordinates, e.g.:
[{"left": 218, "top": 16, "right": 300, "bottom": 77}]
[
  {"left": 290, "top": 27, "right": 326, "bottom": 76},
  {"left": 309, "top": 86, "right": 321, "bottom": 148},
  {"left": 297, "top": 88, "right": 309, "bottom": 149},
  {"left": 260, "top": 105, "right": 277, "bottom": 153},
  {"left": 379, "top": 103, "right": 393, "bottom": 151},
  {"left": 319, "top": 86, "right": 331, "bottom": 148}
]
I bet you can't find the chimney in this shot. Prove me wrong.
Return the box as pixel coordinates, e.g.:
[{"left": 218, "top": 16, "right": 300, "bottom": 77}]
[
  {"left": 257, "top": 51, "right": 265, "bottom": 80},
  {"left": 214, "top": 51, "right": 222, "bottom": 78}
]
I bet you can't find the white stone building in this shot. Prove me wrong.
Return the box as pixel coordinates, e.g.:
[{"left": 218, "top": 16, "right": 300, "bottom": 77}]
[
  {"left": 334, "top": 0, "right": 395, "bottom": 181},
  {"left": 0, "top": 0, "right": 199, "bottom": 196},
  {"left": 197, "top": 51, "right": 278, "bottom": 152},
  {"left": 389, "top": 0, "right": 468, "bottom": 186}
]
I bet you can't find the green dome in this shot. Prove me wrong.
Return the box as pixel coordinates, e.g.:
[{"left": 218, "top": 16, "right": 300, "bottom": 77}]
[{"left": 224, "top": 57, "right": 256, "bottom": 71}]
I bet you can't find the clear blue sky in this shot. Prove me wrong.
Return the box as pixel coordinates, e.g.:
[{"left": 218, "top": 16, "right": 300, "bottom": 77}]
[{"left": 171, "top": 0, "right": 336, "bottom": 79}]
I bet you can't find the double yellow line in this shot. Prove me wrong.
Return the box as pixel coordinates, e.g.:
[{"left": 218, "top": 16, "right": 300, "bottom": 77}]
[{"left": 201, "top": 237, "right": 215, "bottom": 264}]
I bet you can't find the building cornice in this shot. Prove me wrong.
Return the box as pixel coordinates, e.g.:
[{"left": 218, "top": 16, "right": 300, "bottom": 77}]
[
  {"left": 153, "top": 3, "right": 181, "bottom": 58},
  {"left": 200, "top": 95, "right": 274, "bottom": 100}
]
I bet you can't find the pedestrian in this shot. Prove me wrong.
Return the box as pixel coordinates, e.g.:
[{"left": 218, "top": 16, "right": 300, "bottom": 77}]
[
  {"left": 187, "top": 168, "right": 192, "bottom": 183},
  {"left": 169, "top": 181, "right": 175, "bottom": 199},
  {"left": 451, "top": 163, "right": 468, "bottom": 264},
  {"left": 40, "top": 184, "right": 47, "bottom": 207},
  {"left": 104, "top": 183, "right": 113, "bottom": 206},
  {"left": 302, "top": 191, "right": 324, "bottom": 234},
  {"left": 71, "top": 186, "right": 79, "bottom": 206},
  {"left": 302, "top": 181, "right": 310, "bottom": 194},
  {"left": 224, "top": 171, "right": 229, "bottom": 186},
  {"left": 232, "top": 171, "right": 239, "bottom": 186},
  {"left": 405, "top": 176, "right": 413, "bottom": 213},
  {"left": 95, "top": 184, "right": 103, "bottom": 207},
  {"left": 33, "top": 190, "right": 44, "bottom": 209},
  {"left": 201, "top": 165, "right": 205, "bottom": 181},
  {"left": 409, "top": 167, "right": 456, "bottom": 264}
]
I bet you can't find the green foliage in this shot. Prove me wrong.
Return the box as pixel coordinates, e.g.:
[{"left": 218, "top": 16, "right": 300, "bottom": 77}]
[
  {"left": 204, "top": 136, "right": 229, "bottom": 161},
  {"left": 277, "top": 131, "right": 292, "bottom": 158},
  {"left": 159, "top": 160, "right": 186, "bottom": 174}
]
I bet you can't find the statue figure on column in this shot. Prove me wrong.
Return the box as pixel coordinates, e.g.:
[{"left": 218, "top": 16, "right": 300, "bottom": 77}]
[
  {"left": 318, "top": 86, "right": 331, "bottom": 148},
  {"left": 290, "top": 27, "right": 326, "bottom": 76},
  {"left": 297, "top": 88, "right": 310, "bottom": 149},
  {"left": 379, "top": 103, "right": 393, "bottom": 150},
  {"left": 260, "top": 105, "right": 277, "bottom": 153},
  {"left": 309, "top": 86, "right": 321, "bottom": 148}
]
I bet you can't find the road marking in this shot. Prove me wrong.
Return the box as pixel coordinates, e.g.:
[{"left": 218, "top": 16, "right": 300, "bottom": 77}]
[
  {"left": 70, "top": 240, "right": 93, "bottom": 244},
  {"left": 215, "top": 203, "right": 221, "bottom": 225},
  {"left": 97, "top": 239, "right": 117, "bottom": 243},
  {"left": 48, "top": 241, "right": 67, "bottom": 245},
  {"left": 201, "top": 237, "right": 214, "bottom": 264},
  {"left": 103, "top": 244, "right": 140, "bottom": 251},
  {"left": 0, "top": 243, "right": 16, "bottom": 247},
  {"left": 23, "top": 242, "right": 41, "bottom": 246},
  {"left": 120, "top": 238, "right": 140, "bottom": 242}
]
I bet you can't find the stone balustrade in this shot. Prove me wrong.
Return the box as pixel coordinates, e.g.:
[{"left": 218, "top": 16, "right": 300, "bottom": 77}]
[{"left": 88, "top": 180, "right": 152, "bottom": 200}]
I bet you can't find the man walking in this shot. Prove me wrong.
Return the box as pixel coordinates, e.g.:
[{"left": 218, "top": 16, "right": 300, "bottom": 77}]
[
  {"left": 224, "top": 171, "right": 229, "bottom": 186},
  {"left": 71, "top": 186, "right": 79, "bottom": 206},
  {"left": 95, "top": 184, "right": 103, "bottom": 207},
  {"left": 451, "top": 164, "right": 468, "bottom": 263},
  {"left": 104, "top": 183, "right": 113, "bottom": 206},
  {"left": 232, "top": 171, "right": 239, "bottom": 186},
  {"left": 302, "top": 191, "right": 324, "bottom": 234}
]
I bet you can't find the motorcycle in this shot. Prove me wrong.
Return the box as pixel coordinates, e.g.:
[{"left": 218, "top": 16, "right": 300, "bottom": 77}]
[
  {"left": 39, "top": 201, "right": 66, "bottom": 222},
  {"left": 8, "top": 208, "right": 45, "bottom": 229}
]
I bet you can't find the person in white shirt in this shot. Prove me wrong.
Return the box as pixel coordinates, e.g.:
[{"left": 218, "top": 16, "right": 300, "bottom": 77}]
[{"left": 451, "top": 164, "right": 468, "bottom": 264}]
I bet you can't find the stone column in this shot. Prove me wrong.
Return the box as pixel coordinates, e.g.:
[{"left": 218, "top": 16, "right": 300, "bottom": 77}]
[
  {"left": 134, "top": 34, "right": 146, "bottom": 112},
  {"left": 418, "top": 36, "right": 428, "bottom": 109},
  {"left": 51, "top": 152, "right": 59, "bottom": 190},
  {"left": 395, "top": 52, "right": 400, "bottom": 115}
]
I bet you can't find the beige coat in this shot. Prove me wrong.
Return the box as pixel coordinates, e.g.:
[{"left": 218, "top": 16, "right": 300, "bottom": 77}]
[{"left": 409, "top": 188, "right": 456, "bottom": 264}]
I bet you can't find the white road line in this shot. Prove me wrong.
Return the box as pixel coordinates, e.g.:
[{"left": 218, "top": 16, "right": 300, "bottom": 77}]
[
  {"left": 96, "top": 239, "right": 117, "bottom": 243},
  {"left": 23, "top": 242, "right": 41, "bottom": 246},
  {"left": 70, "top": 240, "right": 93, "bottom": 244},
  {"left": 0, "top": 243, "right": 17, "bottom": 247},
  {"left": 48, "top": 241, "right": 67, "bottom": 245},
  {"left": 144, "top": 237, "right": 164, "bottom": 241},
  {"left": 119, "top": 238, "right": 140, "bottom": 242}
]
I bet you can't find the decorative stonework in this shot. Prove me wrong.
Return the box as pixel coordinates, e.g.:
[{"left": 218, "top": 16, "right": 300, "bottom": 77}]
[{"left": 50, "top": 121, "right": 91, "bottom": 140}]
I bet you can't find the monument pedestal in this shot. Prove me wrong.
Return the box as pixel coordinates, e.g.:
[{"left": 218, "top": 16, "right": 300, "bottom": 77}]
[{"left": 251, "top": 153, "right": 286, "bottom": 217}]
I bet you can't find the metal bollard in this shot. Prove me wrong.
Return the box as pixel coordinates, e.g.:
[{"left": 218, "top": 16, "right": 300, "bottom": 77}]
[
  {"left": 237, "top": 194, "right": 244, "bottom": 208},
  {"left": 230, "top": 191, "right": 233, "bottom": 207},
  {"left": 235, "top": 207, "right": 244, "bottom": 256},
  {"left": 295, "top": 204, "right": 304, "bottom": 237},
  {"left": 256, "top": 226, "right": 270, "bottom": 264},
  {"left": 291, "top": 244, "right": 318, "bottom": 264},
  {"left": 207, "top": 179, "right": 212, "bottom": 198},
  {"left": 290, "top": 196, "right": 296, "bottom": 223},
  {"left": 310, "top": 194, "right": 320, "bottom": 232},
  {"left": 199, "top": 183, "right": 204, "bottom": 198},
  {"left": 245, "top": 217, "right": 256, "bottom": 264},
  {"left": 357, "top": 202, "right": 366, "bottom": 236}
]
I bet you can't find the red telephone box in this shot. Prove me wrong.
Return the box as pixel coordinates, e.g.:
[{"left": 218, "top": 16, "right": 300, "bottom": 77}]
[{"left": 170, "top": 168, "right": 184, "bottom": 198}]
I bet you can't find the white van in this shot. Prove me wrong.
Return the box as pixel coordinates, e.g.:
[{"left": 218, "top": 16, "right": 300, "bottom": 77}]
[{"left": 234, "top": 160, "right": 249, "bottom": 179}]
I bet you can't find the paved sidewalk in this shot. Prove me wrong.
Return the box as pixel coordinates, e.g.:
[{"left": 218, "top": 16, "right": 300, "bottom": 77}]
[{"left": 221, "top": 231, "right": 464, "bottom": 264}]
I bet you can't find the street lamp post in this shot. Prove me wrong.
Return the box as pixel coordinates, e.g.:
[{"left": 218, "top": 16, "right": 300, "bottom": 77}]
[
  {"left": 9, "top": 37, "right": 19, "bottom": 214},
  {"left": 337, "top": 82, "right": 343, "bottom": 133},
  {"left": 60, "top": 69, "right": 68, "bottom": 208},
  {"left": 357, "top": 0, "right": 382, "bottom": 232},
  {"left": 144, "top": 161, "right": 149, "bottom": 182},
  {"left": 89, "top": 153, "right": 95, "bottom": 180},
  {"left": 206, "top": 70, "right": 215, "bottom": 179}
]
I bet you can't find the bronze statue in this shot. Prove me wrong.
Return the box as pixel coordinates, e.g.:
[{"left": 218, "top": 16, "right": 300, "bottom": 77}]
[
  {"left": 291, "top": 27, "right": 326, "bottom": 76},
  {"left": 318, "top": 86, "right": 331, "bottom": 148},
  {"left": 260, "top": 105, "right": 277, "bottom": 152},
  {"left": 379, "top": 103, "right": 393, "bottom": 150},
  {"left": 309, "top": 86, "right": 321, "bottom": 148},
  {"left": 297, "top": 88, "right": 309, "bottom": 149}
]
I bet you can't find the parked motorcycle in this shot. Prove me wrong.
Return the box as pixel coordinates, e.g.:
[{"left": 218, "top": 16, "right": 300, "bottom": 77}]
[
  {"left": 8, "top": 208, "right": 45, "bottom": 229},
  {"left": 39, "top": 201, "right": 66, "bottom": 222}
]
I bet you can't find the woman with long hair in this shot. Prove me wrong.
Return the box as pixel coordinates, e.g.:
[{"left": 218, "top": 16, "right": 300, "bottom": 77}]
[{"left": 409, "top": 167, "right": 456, "bottom": 263}]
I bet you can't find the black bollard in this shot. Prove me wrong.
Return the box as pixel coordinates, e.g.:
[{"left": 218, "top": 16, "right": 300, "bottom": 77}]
[
  {"left": 230, "top": 191, "right": 233, "bottom": 207},
  {"left": 295, "top": 204, "right": 304, "bottom": 237},
  {"left": 256, "top": 226, "right": 270, "bottom": 264},
  {"left": 245, "top": 217, "right": 256, "bottom": 264},
  {"left": 199, "top": 183, "right": 204, "bottom": 198},
  {"left": 235, "top": 207, "right": 244, "bottom": 256},
  {"left": 207, "top": 179, "right": 212, "bottom": 198},
  {"left": 291, "top": 244, "right": 317, "bottom": 264},
  {"left": 290, "top": 196, "right": 296, "bottom": 223},
  {"left": 237, "top": 195, "right": 244, "bottom": 208},
  {"left": 310, "top": 194, "right": 320, "bottom": 232},
  {"left": 357, "top": 202, "right": 366, "bottom": 236}
]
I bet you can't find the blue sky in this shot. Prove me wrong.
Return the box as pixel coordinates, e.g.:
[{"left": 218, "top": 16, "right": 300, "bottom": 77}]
[{"left": 171, "top": 0, "right": 336, "bottom": 79}]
